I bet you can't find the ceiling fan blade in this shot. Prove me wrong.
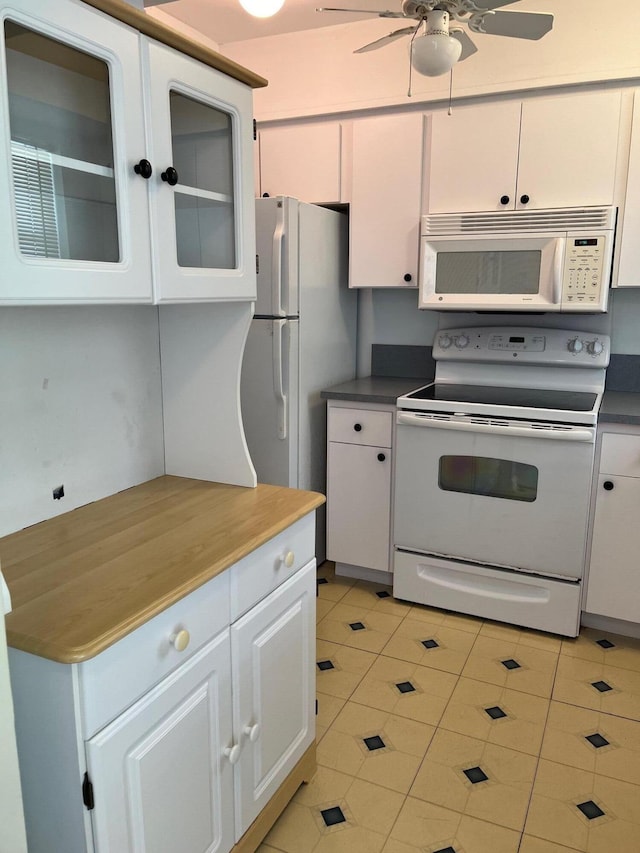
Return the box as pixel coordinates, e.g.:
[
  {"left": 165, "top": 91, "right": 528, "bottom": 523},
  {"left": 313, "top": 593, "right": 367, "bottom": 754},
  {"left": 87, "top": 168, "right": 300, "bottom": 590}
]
[
  {"left": 316, "top": 7, "right": 408, "bottom": 18},
  {"left": 473, "top": 10, "right": 553, "bottom": 40},
  {"left": 354, "top": 26, "right": 417, "bottom": 54},
  {"left": 450, "top": 29, "right": 478, "bottom": 62},
  {"left": 477, "top": 1, "right": 522, "bottom": 8}
]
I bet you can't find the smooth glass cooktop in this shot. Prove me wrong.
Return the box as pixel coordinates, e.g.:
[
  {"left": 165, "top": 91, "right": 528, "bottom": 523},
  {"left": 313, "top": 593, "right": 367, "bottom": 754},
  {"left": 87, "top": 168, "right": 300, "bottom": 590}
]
[{"left": 406, "top": 383, "right": 598, "bottom": 412}]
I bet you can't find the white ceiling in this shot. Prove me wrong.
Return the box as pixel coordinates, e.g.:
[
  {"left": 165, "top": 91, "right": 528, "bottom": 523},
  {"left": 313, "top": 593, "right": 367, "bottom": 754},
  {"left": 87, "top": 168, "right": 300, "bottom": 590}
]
[{"left": 146, "top": 0, "right": 398, "bottom": 45}]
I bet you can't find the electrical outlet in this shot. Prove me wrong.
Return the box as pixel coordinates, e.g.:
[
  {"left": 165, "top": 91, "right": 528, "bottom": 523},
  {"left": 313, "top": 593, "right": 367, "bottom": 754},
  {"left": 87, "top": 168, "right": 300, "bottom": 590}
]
[{"left": 53, "top": 485, "right": 64, "bottom": 500}]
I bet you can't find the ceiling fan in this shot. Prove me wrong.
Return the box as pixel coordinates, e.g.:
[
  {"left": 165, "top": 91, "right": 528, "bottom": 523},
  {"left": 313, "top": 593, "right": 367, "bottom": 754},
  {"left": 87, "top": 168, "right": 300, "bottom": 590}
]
[{"left": 316, "top": 1, "right": 554, "bottom": 77}]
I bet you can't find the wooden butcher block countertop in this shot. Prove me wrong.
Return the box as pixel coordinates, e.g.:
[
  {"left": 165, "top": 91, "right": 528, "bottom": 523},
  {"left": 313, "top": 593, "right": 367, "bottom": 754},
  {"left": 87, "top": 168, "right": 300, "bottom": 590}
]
[{"left": 1, "top": 477, "right": 324, "bottom": 664}]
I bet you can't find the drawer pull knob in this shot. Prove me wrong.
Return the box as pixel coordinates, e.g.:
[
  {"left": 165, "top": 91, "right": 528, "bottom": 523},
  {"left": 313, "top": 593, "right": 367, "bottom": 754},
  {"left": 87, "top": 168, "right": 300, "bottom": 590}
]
[
  {"left": 224, "top": 743, "right": 242, "bottom": 765},
  {"left": 354, "top": 423, "right": 362, "bottom": 432},
  {"left": 279, "top": 551, "right": 295, "bottom": 569},
  {"left": 170, "top": 629, "right": 190, "bottom": 652},
  {"left": 377, "top": 453, "right": 386, "bottom": 462},
  {"left": 603, "top": 480, "right": 615, "bottom": 491},
  {"left": 244, "top": 723, "right": 261, "bottom": 743}
]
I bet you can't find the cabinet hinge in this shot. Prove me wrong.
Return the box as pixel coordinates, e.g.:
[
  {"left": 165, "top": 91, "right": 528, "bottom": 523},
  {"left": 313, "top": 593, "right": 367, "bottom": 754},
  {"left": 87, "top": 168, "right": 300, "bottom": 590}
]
[
  {"left": 256, "top": 254, "right": 260, "bottom": 275},
  {"left": 82, "top": 772, "right": 95, "bottom": 811},
  {"left": 253, "top": 118, "right": 257, "bottom": 141}
]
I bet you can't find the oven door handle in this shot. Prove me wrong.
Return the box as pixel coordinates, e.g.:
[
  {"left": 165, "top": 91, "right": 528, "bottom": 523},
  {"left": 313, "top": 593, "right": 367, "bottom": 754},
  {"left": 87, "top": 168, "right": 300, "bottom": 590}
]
[{"left": 396, "top": 412, "right": 594, "bottom": 442}]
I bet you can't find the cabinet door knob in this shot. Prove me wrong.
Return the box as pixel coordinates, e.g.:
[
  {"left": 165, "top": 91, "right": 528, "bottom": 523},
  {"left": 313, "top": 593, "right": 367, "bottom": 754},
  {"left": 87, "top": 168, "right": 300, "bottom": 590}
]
[
  {"left": 133, "top": 158, "right": 152, "bottom": 179},
  {"left": 500, "top": 195, "right": 510, "bottom": 205},
  {"left": 520, "top": 194, "right": 530, "bottom": 204},
  {"left": 279, "top": 551, "right": 295, "bottom": 569},
  {"left": 353, "top": 423, "right": 362, "bottom": 432},
  {"left": 403, "top": 273, "right": 412, "bottom": 282},
  {"left": 169, "top": 629, "right": 190, "bottom": 652},
  {"left": 161, "top": 166, "right": 179, "bottom": 186},
  {"left": 224, "top": 743, "right": 242, "bottom": 765},
  {"left": 377, "top": 453, "right": 386, "bottom": 462},
  {"left": 603, "top": 480, "right": 615, "bottom": 491},
  {"left": 243, "top": 723, "right": 261, "bottom": 743}
]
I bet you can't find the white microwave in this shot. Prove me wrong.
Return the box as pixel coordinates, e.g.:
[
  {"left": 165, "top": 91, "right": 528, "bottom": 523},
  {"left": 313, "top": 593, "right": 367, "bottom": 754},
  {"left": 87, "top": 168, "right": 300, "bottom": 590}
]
[{"left": 419, "top": 207, "right": 616, "bottom": 313}]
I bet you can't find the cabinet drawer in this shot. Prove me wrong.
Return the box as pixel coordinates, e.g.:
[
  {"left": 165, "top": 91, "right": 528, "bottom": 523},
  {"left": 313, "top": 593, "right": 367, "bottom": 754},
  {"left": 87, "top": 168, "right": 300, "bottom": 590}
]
[
  {"left": 328, "top": 407, "right": 392, "bottom": 447},
  {"left": 599, "top": 432, "right": 640, "bottom": 477},
  {"left": 230, "top": 513, "right": 315, "bottom": 621},
  {"left": 78, "top": 570, "right": 230, "bottom": 738}
]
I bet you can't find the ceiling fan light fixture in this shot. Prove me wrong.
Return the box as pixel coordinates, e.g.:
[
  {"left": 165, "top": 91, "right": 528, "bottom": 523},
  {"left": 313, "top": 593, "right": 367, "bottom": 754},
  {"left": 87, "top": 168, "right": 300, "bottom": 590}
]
[
  {"left": 410, "top": 9, "right": 462, "bottom": 77},
  {"left": 238, "top": 0, "right": 285, "bottom": 18},
  {"left": 410, "top": 31, "right": 462, "bottom": 76}
]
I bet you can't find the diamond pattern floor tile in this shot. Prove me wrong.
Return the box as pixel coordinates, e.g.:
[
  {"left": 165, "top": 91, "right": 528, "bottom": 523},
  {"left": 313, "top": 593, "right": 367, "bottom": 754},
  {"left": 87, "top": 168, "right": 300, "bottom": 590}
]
[{"left": 270, "top": 564, "right": 640, "bottom": 853}]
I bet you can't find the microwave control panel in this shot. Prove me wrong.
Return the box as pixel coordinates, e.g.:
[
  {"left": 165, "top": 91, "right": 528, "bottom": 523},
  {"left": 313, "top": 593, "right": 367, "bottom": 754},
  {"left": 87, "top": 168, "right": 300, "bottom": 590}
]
[{"left": 561, "top": 235, "right": 607, "bottom": 306}]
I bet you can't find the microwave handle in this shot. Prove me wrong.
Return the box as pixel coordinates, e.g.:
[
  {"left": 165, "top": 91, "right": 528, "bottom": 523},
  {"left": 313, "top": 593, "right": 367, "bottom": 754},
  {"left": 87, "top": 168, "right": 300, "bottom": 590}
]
[{"left": 553, "top": 238, "right": 565, "bottom": 304}]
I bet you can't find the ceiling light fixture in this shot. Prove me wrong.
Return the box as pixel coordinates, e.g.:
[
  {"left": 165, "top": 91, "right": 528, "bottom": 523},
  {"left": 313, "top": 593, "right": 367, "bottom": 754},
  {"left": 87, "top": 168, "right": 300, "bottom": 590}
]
[
  {"left": 238, "top": 0, "right": 285, "bottom": 18},
  {"left": 410, "top": 10, "right": 461, "bottom": 77}
]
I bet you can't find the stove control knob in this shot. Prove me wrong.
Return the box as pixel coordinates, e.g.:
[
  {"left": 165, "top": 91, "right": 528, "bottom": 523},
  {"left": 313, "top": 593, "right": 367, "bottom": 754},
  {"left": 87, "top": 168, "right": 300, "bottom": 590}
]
[
  {"left": 456, "top": 335, "right": 470, "bottom": 349},
  {"left": 587, "top": 339, "right": 604, "bottom": 356},
  {"left": 439, "top": 334, "right": 452, "bottom": 349},
  {"left": 567, "top": 337, "right": 584, "bottom": 354}
]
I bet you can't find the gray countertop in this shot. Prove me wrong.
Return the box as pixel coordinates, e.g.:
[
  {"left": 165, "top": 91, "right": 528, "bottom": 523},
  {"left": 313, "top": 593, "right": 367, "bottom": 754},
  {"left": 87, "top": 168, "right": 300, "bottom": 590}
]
[
  {"left": 321, "top": 376, "right": 432, "bottom": 405},
  {"left": 322, "top": 378, "right": 640, "bottom": 427},
  {"left": 600, "top": 391, "right": 640, "bottom": 426}
]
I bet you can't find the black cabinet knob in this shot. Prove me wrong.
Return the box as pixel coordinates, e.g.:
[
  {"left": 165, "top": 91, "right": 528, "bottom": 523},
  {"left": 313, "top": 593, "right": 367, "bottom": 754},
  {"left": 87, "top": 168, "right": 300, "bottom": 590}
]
[
  {"left": 377, "top": 453, "right": 386, "bottom": 462},
  {"left": 161, "top": 166, "right": 179, "bottom": 186},
  {"left": 603, "top": 480, "right": 614, "bottom": 491},
  {"left": 353, "top": 423, "right": 362, "bottom": 432},
  {"left": 500, "top": 195, "right": 510, "bottom": 205},
  {"left": 133, "top": 159, "right": 152, "bottom": 179},
  {"left": 403, "top": 273, "right": 412, "bottom": 282},
  {"left": 520, "top": 194, "right": 530, "bottom": 204}
]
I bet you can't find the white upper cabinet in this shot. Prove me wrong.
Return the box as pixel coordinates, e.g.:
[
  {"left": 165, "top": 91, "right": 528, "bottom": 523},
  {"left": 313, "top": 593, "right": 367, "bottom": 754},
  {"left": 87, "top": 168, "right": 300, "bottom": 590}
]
[
  {"left": 616, "top": 90, "right": 640, "bottom": 287},
  {"left": 0, "top": 0, "right": 255, "bottom": 304},
  {"left": 426, "top": 91, "right": 622, "bottom": 214},
  {"left": 349, "top": 112, "right": 425, "bottom": 288},
  {"left": 144, "top": 40, "right": 255, "bottom": 303},
  {"left": 258, "top": 121, "right": 343, "bottom": 204}
]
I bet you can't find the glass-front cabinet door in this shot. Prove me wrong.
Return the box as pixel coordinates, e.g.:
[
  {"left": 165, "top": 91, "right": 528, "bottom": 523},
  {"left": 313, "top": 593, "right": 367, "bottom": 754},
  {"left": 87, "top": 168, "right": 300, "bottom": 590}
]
[
  {"left": 145, "top": 39, "right": 256, "bottom": 302},
  {"left": 0, "top": 0, "right": 152, "bottom": 303}
]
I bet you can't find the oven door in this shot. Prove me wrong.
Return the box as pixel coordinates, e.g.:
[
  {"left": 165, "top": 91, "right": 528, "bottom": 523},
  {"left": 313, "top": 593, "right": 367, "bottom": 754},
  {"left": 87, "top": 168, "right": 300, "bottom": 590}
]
[{"left": 394, "top": 411, "right": 596, "bottom": 580}]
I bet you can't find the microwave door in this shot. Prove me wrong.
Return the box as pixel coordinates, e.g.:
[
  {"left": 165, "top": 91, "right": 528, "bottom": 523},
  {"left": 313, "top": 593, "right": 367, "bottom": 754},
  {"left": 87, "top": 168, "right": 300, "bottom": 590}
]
[{"left": 419, "top": 235, "right": 563, "bottom": 312}]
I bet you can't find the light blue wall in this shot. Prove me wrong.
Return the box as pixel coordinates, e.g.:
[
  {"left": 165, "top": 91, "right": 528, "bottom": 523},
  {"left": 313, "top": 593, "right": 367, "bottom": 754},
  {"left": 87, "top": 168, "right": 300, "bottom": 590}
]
[
  {"left": 609, "top": 288, "right": 640, "bottom": 353},
  {"left": 358, "top": 287, "right": 640, "bottom": 373}
]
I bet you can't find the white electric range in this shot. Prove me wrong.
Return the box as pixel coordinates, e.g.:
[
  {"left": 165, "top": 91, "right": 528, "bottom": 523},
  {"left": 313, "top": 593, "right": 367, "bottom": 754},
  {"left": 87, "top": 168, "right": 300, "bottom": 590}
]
[{"left": 393, "top": 326, "right": 610, "bottom": 636}]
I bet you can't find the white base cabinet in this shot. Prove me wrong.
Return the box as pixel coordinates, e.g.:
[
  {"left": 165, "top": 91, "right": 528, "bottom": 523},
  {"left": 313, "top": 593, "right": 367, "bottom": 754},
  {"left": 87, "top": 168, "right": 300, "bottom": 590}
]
[
  {"left": 9, "top": 513, "right": 316, "bottom": 853},
  {"left": 586, "top": 432, "right": 640, "bottom": 624},
  {"left": 326, "top": 401, "right": 393, "bottom": 577}
]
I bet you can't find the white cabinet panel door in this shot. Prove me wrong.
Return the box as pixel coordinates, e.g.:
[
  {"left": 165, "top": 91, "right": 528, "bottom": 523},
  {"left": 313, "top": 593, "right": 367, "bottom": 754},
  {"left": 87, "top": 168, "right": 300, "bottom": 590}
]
[
  {"left": 0, "top": 0, "right": 152, "bottom": 304},
  {"left": 587, "top": 473, "right": 640, "bottom": 623},
  {"left": 349, "top": 112, "right": 425, "bottom": 287},
  {"left": 259, "top": 122, "right": 342, "bottom": 203},
  {"left": 617, "top": 91, "right": 640, "bottom": 288},
  {"left": 86, "top": 632, "right": 234, "bottom": 853},
  {"left": 517, "top": 91, "right": 621, "bottom": 210},
  {"left": 231, "top": 559, "right": 315, "bottom": 839},
  {"left": 426, "top": 102, "right": 521, "bottom": 214},
  {"left": 327, "top": 441, "right": 391, "bottom": 573},
  {"left": 144, "top": 39, "right": 255, "bottom": 303}
]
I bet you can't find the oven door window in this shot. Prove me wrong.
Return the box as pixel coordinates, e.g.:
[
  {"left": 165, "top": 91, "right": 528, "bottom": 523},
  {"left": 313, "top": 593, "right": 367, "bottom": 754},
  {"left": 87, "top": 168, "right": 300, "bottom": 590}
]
[{"left": 439, "top": 455, "right": 538, "bottom": 502}]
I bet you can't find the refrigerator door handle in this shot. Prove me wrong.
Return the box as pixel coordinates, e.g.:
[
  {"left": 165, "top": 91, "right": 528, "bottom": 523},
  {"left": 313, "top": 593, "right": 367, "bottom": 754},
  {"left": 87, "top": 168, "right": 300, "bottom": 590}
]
[
  {"left": 273, "top": 319, "right": 288, "bottom": 440},
  {"left": 271, "top": 205, "right": 286, "bottom": 318}
]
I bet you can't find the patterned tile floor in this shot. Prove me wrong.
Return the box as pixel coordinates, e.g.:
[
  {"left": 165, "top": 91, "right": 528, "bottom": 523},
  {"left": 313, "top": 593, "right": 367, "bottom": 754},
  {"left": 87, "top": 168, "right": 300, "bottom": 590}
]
[{"left": 258, "top": 562, "right": 640, "bottom": 853}]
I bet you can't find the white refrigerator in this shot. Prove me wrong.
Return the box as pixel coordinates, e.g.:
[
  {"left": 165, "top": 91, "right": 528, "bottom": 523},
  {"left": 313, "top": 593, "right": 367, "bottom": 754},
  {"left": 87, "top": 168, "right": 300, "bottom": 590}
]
[{"left": 241, "top": 197, "right": 357, "bottom": 562}]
